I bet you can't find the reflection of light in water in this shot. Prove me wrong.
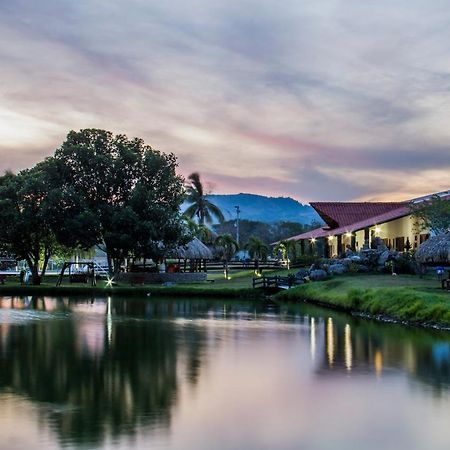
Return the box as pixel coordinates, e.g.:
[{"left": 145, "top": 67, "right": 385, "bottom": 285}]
[
  {"left": 310, "top": 317, "right": 316, "bottom": 360},
  {"left": 107, "top": 296, "right": 113, "bottom": 344},
  {"left": 327, "top": 318, "right": 334, "bottom": 367},
  {"left": 344, "top": 324, "right": 352, "bottom": 371},
  {"left": 374, "top": 350, "right": 383, "bottom": 377}
]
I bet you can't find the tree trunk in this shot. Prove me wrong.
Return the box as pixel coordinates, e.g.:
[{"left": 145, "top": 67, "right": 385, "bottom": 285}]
[{"left": 40, "top": 248, "right": 51, "bottom": 278}]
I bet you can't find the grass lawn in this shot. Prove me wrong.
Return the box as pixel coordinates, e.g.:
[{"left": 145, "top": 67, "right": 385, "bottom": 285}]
[
  {"left": 0, "top": 268, "right": 290, "bottom": 298},
  {"left": 277, "top": 273, "right": 450, "bottom": 328}
]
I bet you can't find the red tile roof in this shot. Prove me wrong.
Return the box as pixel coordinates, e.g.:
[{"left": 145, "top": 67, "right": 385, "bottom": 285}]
[
  {"left": 286, "top": 205, "right": 411, "bottom": 242},
  {"left": 310, "top": 202, "right": 406, "bottom": 228}
]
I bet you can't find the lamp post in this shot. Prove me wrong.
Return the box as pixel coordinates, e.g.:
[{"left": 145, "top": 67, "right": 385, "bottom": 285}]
[{"left": 234, "top": 205, "right": 241, "bottom": 245}]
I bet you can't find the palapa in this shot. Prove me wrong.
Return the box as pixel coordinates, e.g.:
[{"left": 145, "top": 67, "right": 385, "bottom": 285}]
[
  {"left": 415, "top": 233, "right": 450, "bottom": 265},
  {"left": 171, "top": 238, "right": 213, "bottom": 260}
]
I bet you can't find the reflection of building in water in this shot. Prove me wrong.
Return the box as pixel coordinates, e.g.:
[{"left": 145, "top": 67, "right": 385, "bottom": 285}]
[
  {"left": 326, "top": 318, "right": 335, "bottom": 367},
  {"left": 311, "top": 314, "right": 450, "bottom": 392},
  {"left": 344, "top": 324, "right": 352, "bottom": 371},
  {"left": 314, "top": 317, "right": 386, "bottom": 377}
]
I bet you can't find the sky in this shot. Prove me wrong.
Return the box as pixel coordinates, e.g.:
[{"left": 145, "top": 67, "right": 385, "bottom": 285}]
[{"left": 0, "top": 0, "right": 449, "bottom": 202}]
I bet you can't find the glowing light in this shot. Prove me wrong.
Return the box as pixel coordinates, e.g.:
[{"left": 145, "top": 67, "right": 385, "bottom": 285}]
[
  {"left": 326, "top": 317, "right": 335, "bottom": 367},
  {"left": 328, "top": 235, "right": 334, "bottom": 241},
  {"left": 374, "top": 350, "right": 383, "bottom": 377},
  {"left": 374, "top": 226, "right": 381, "bottom": 234},
  {"left": 310, "top": 238, "right": 316, "bottom": 244},
  {"left": 310, "top": 317, "right": 316, "bottom": 361},
  {"left": 105, "top": 276, "right": 114, "bottom": 287},
  {"left": 344, "top": 324, "right": 352, "bottom": 371},
  {"left": 345, "top": 232, "right": 353, "bottom": 238}
]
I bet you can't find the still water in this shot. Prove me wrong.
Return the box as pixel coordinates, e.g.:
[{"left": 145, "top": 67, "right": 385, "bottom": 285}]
[{"left": 0, "top": 296, "right": 449, "bottom": 449}]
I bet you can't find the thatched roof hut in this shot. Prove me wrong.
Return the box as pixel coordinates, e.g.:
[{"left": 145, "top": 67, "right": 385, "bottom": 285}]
[
  {"left": 171, "top": 238, "right": 213, "bottom": 260},
  {"left": 415, "top": 233, "right": 450, "bottom": 265}
]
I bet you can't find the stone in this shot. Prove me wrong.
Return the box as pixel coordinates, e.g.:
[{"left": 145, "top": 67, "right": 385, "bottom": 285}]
[
  {"left": 356, "top": 264, "right": 369, "bottom": 273},
  {"left": 309, "top": 269, "right": 329, "bottom": 281},
  {"left": 329, "top": 264, "right": 347, "bottom": 275},
  {"left": 377, "top": 250, "right": 390, "bottom": 267}
]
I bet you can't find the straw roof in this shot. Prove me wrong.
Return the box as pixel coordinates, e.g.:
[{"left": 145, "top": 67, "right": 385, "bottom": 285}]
[
  {"left": 415, "top": 233, "right": 450, "bottom": 265},
  {"left": 171, "top": 238, "right": 213, "bottom": 259}
]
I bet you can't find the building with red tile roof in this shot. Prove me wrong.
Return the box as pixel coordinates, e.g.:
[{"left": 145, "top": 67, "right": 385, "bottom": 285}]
[{"left": 282, "top": 190, "right": 450, "bottom": 257}]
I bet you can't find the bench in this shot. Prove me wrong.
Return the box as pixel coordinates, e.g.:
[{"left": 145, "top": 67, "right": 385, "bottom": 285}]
[{"left": 442, "top": 278, "right": 450, "bottom": 291}]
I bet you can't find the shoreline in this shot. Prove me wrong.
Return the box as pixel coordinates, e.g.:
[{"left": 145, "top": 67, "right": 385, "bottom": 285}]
[
  {"left": 0, "top": 284, "right": 264, "bottom": 299},
  {"left": 275, "top": 277, "right": 450, "bottom": 330},
  {"left": 2, "top": 274, "right": 450, "bottom": 331}
]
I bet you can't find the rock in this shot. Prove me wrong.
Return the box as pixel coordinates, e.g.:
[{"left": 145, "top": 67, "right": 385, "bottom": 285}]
[
  {"left": 349, "top": 255, "right": 362, "bottom": 262},
  {"left": 309, "top": 269, "right": 329, "bottom": 281},
  {"left": 329, "top": 264, "right": 347, "bottom": 275},
  {"left": 377, "top": 250, "right": 390, "bottom": 267},
  {"left": 356, "top": 264, "right": 369, "bottom": 273}
]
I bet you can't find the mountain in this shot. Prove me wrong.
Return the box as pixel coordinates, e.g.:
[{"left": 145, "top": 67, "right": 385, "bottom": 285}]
[{"left": 201, "top": 193, "right": 320, "bottom": 224}]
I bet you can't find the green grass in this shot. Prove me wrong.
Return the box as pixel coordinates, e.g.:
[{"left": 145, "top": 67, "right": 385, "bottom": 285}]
[{"left": 277, "top": 274, "right": 450, "bottom": 327}]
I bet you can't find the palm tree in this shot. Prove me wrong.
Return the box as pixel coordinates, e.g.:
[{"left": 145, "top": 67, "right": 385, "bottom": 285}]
[
  {"left": 245, "top": 236, "right": 269, "bottom": 274},
  {"left": 184, "top": 172, "right": 225, "bottom": 225},
  {"left": 214, "top": 233, "right": 239, "bottom": 278}
]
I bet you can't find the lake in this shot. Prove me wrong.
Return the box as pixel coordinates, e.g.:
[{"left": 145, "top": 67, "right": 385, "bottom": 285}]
[{"left": 0, "top": 295, "right": 449, "bottom": 449}]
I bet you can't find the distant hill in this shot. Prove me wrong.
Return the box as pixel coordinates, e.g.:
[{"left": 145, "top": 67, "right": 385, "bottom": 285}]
[{"left": 198, "top": 193, "right": 320, "bottom": 224}]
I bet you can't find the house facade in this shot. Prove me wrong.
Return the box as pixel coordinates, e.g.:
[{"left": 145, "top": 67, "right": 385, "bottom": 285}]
[{"left": 286, "top": 190, "right": 450, "bottom": 258}]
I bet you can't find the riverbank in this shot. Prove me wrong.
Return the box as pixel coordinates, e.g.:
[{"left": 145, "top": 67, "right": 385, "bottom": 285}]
[
  {"left": 0, "top": 269, "right": 269, "bottom": 299},
  {"left": 276, "top": 274, "right": 450, "bottom": 328}
]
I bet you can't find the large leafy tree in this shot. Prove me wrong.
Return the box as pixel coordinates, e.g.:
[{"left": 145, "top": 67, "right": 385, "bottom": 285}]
[
  {"left": 410, "top": 195, "right": 450, "bottom": 235},
  {"left": 47, "top": 129, "right": 187, "bottom": 275},
  {"left": 0, "top": 164, "right": 69, "bottom": 284},
  {"left": 184, "top": 172, "right": 224, "bottom": 225}
]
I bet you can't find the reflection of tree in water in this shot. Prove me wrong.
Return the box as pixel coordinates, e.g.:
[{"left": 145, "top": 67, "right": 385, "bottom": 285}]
[{"left": 0, "top": 296, "right": 211, "bottom": 447}]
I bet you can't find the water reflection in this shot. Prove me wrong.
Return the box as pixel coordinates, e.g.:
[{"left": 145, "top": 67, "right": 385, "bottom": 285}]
[{"left": 0, "top": 296, "right": 449, "bottom": 449}]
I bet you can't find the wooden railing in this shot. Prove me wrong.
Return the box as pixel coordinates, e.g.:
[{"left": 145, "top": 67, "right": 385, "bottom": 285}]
[{"left": 252, "top": 275, "right": 301, "bottom": 290}]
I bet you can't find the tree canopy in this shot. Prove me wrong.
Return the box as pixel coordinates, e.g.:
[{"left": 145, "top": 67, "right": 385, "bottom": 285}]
[
  {"left": 410, "top": 195, "right": 450, "bottom": 235},
  {"left": 184, "top": 172, "right": 224, "bottom": 225},
  {"left": 0, "top": 163, "right": 69, "bottom": 284},
  {"left": 45, "top": 129, "right": 188, "bottom": 274}
]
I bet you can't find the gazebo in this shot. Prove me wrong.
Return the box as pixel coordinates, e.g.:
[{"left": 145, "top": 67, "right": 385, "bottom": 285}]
[
  {"left": 169, "top": 238, "right": 213, "bottom": 273},
  {"left": 415, "top": 233, "right": 450, "bottom": 266}
]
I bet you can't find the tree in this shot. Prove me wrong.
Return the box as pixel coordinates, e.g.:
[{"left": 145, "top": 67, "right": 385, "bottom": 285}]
[
  {"left": 46, "top": 129, "right": 187, "bottom": 275},
  {"left": 214, "top": 234, "right": 239, "bottom": 278},
  {"left": 245, "top": 236, "right": 269, "bottom": 274},
  {"left": 410, "top": 196, "right": 450, "bottom": 235},
  {"left": 273, "top": 239, "right": 298, "bottom": 269},
  {"left": 0, "top": 164, "right": 69, "bottom": 284},
  {"left": 184, "top": 172, "right": 224, "bottom": 225},
  {"left": 184, "top": 218, "right": 214, "bottom": 244}
]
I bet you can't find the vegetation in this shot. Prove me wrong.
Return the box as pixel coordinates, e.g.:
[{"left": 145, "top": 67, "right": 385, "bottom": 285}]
[
  {"left": 410, "top": 195, "right": 450, "bottom": 234},
  {"left": 184, "top": 172, "right": 224, "bottom": 225},
  {"left": 214, "top": 233, "right": 240, "bottom": 278},
  {"left": 213, "top": 219, "right": 314, "bottom": 245},
  {"left": 0, "top": 129, "right": 189, "bottom": 283},
  {"left": 277, "top": 274, "right": 450, "bottom": 327},
  {"left": 0, "top": 165, "right": 71, "bottom": 284}
]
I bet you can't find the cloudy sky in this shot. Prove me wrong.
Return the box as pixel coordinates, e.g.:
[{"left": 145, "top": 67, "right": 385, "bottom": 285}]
[{"left": 1, "top": 0, "right": 449, "bottom": 202}]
